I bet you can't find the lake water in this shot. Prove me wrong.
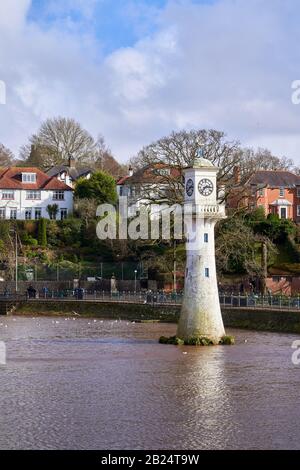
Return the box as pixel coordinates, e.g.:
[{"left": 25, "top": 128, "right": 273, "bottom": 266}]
[{"left": 0, "top": 316, "right": 299, "bottom": 450}]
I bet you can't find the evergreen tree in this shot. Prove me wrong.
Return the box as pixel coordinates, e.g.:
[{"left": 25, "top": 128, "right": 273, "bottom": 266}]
[
  {"left": 74, "top": 171, "right": 117, "bottom": 204},
  {"left": 38, "top": 218, "right": 47, "bottom": 247}
]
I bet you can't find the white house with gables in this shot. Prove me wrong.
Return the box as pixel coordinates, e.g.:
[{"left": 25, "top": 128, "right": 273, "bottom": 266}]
[
  {"left": 47, "top": 154, "right": 93, "bottom": 188},
  {"left": 0, "top": 167, "right": 73, "bottom": 220}
]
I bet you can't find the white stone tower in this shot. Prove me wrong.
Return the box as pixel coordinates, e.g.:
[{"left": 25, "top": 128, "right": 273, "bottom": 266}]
[{"left": 177, "top": 153, "right": 226, "bottom": 344}]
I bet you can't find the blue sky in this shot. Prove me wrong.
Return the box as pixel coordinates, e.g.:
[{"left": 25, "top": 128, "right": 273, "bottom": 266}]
[
  {"left": 28, "top": 0, "right": 170, "bottom": 53},
  {"left": 1, "top": 0, "right": 300, "bottom": 162},
  {"left": 28, "top": 0, "right": 214, "bottom": 53}
]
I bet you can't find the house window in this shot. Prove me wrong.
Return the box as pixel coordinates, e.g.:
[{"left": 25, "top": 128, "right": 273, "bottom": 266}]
[
  {"left": 10, "top": 209, "right": 17, "bottom": 220},
  {"left": 22, "top": 172, "right": 36, "bottom": 183},
  {"left": 297, "top": 187, "right": 300, "bottom": 198},
  {"left": 204, "top": 233, "right": 208, "bottom": 243},
  {"left": 258, "top": 188, "right": 264, "bottom": 197},
  {"left": 119, "top": 186, "right": 123, "bottom": 196},
  {"left": 0, "top": 208, "right": 5, "bottom": 219},
  {"left": 25, "top": 208, "right": 32, "bottom": 220},
  {"left": 279, "top": 187, "right": 284, "bottom": 197},
  {"left": 205, "top": 268, "right": 210, "bottom": 278},
  {"left": 297, "top": 206, "right": 300, "bottom": 217},
  {"left": 35, "top": 208, "right": 42, "bottom": 220},
  {"left": 2, "top": 190, "right": 14, "bottom": 200},
  {"left": 53, "top": 190, "right": 64, "bottom": 200},
  {"left": 26, "top": 190, "right": 41, "bottom": 200},
  {"left": 280, "top": 207, "right": 287, "bottom": 219},
  {"left": 60, "top": 209, "right": 68, "bottom": 220}
]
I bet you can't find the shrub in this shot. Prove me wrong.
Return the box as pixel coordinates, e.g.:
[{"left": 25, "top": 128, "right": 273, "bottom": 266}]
[
  {"left": 22, "top": 233, "right": 38, "bottom": 246},
  {"left": 29, "top": 237, "right": 38, "bottom": 246},
  {"left": 184, "top": 336, "right": 213, "bottom": 346},
  {"left": 159, "top": 336, "right": 184, "bottom": 345},
  {"left": 220, "top": 335, "right": 235, "bottom": 345}
]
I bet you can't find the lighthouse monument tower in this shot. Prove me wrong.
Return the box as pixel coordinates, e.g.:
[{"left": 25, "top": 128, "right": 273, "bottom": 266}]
[{"left": 177, "top": 152, "right": 226, "bottom": 344}]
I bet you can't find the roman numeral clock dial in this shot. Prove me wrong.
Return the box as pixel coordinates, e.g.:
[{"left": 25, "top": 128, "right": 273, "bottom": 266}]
[
  {"left": 198, "top": 178, "right": 214, "bottom": 196},
  {"left": 186, "top": 178, "right": 194, "bottom": 197}
]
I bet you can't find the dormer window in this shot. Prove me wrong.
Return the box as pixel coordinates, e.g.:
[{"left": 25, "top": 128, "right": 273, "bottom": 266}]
[{"left": 22, "top": 172, "right": 36, "bottom": 183}]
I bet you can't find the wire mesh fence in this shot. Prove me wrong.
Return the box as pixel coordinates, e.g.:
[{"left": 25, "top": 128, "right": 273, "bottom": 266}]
[{"left": 16, "top": 262, "right": 147, "bottom": 282}]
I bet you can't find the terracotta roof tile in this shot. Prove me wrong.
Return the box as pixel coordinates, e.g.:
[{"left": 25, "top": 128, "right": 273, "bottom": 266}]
[
  {"left": 117, "top": 175, "right": 130, "bottom": 185},
  {"left": 0, "top": 167, "right": 73, "bottom": 191}
]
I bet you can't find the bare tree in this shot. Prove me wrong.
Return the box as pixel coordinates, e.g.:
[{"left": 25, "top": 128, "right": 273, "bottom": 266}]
[
  {"left": 20, "top": 117, "right": 97, "bottom": 169},
  {"left": 130, "top": 129, "right": 241, "bottom": 204},
  {"left": 215, "top": 216, "right": 277, "bottom": 277},
  {"left": 240, "top": 147, "right": 295, "bottom": 173},
  {"left": 94, "top": 135, "right": 127, "bottom": 177},
  {"left": 74, "top": 198, "right": 98, "bottom": 227},
  {"left": 0, "top": 143, "right": 14, "bottom": 167}
]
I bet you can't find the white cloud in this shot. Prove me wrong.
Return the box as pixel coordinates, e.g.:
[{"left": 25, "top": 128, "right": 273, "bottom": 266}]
[
  {"left": 0, "top": 0, "right": 30, "bottom": 32},
  {"left": 1, "top": 0, "right": 300, "bottom": 162}
]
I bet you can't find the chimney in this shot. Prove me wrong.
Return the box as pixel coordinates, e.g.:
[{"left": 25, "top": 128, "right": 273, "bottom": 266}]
[
  {"left": 68, "top": 153, "right": 75, "bottom": 168},
  {"left": 128, "top": 165, "right": 133, "bottom": 177},
  {"left": 233, "top": 165, "right": 241, "bottom": 184}
]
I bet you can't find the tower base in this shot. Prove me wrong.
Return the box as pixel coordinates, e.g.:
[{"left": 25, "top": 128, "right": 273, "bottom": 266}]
[{"left": 177, "top": 303, "right": 226, "bottom": 345}]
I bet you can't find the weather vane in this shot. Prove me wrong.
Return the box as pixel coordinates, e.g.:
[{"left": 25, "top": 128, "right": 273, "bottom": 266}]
[{"left": 196, "top": 148, "right": 204, "bottom": 158}]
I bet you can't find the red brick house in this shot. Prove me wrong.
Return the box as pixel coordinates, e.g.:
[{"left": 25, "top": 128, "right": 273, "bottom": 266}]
[{"left": 229, "top": 169, "right": 300, "bottom": 222}]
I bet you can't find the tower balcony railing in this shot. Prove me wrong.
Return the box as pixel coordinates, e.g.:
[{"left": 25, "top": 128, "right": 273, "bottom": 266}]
[{"left": 185, "top": 203, "right": 226, "bottom": 217}]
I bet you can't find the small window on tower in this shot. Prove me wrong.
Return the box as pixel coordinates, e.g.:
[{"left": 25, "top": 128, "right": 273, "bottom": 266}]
[
  {"left": 205, "top": 268, "right": 209, "bottom": 278},
  {"left": 204, "top": 233, "right": 208, "bottom": 243}
]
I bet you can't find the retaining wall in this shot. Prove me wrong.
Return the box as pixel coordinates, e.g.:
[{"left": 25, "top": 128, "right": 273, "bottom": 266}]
[{"left": 11, "top": 301, "right": 300, "bottom": 334}]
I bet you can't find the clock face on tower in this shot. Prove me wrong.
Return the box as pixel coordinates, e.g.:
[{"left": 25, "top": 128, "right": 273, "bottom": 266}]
[
  {"left": 186, "top": 178, "right": 194, "bottom": 197},
  {"left": 198, "top": 178, "right": 214, "bottom": 196}
]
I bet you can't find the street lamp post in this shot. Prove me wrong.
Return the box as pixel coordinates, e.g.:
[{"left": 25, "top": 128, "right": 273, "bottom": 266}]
[
  {"left": 173, "top": 239, "right": 177, "bottom": 294},
  {"left": 9, "top": 229, "right": 18, "bottom": 293},
  {"left": 134, "top": 269, "right": 137, "bottom": 293},
  {"left": 15, "top": 231, "right": 18, "bottom": 293}
]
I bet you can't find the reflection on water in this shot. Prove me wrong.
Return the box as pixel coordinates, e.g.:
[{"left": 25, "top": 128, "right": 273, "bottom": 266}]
[{"left": 0, "top": 317, "right": 299, "bottom": 450}]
